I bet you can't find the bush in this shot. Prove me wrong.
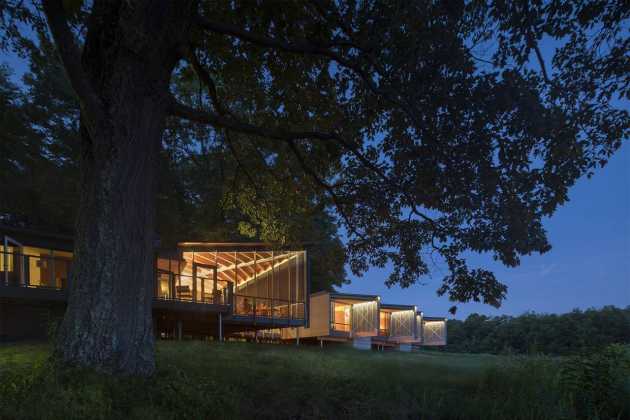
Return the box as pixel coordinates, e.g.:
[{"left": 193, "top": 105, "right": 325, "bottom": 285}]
[{"left": 559, "top": 344, "right": 630, "bottom": 419}]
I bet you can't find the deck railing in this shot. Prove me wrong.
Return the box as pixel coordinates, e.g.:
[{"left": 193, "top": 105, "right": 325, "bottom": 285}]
[
  {"left": 2, "top": 250, "right": 306, "bottom": 322},
  {"left": 1, "top": 249, "right": 70, "bottom": 289},
  {"left": 234, "top": 294, "right": 305, "bottom": 321},
  {"left": 331, "top": 322, "right": 351, "bottom": 332},
  {"left": 155, "top": 271, "right": 232, "bottom": 305}
]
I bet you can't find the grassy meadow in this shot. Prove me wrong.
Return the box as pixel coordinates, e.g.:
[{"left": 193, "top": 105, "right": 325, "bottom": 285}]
[{"left": 0, "top": 341, "right": 628, "bottom": 419}]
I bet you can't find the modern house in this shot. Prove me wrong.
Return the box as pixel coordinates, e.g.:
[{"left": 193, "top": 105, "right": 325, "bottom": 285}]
[
  {"left": 0, "top": 226, "right": 446, "bottom": 349},
  {"left": 280, "top": 291, "right": 447, "bottom": 351}
]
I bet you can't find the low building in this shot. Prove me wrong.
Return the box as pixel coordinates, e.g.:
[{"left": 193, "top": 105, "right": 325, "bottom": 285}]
[
  {"left": 0, "top": 226, "right": 446, "bottom": 349},
  {"left": 280, "top": 291, "right": 446, "bottom": 351}
]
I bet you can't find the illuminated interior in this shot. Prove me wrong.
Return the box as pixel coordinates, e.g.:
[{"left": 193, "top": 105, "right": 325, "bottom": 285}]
[
  {"left": 379, "top": 307, "right": 416, "bottom": 338},
  {"left": 331, "top": 300, "right": 352, "bottom": 332},
  {"left": 423, "top": 320, "right": 446, "bottom": 344},
  {"left": 1, "top": 244, "right": 72, "bottom": 288},
  {"left": 379, "top": 311, "right": 391, "bottom": 335},
  {"left": 330, "top": 297, "right": 378, "bottom": 335},
  {"left": 156, "top": 248, "right": 307, "bottom": 319}
]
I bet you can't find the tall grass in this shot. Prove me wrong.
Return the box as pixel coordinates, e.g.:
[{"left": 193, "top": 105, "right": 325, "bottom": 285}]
[{"left": 0, "top": 342, "right": 628, "bottom": 419}]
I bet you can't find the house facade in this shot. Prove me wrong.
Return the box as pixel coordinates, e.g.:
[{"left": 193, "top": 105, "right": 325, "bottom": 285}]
[
  {"left": 280, "top": 292, "right": 447, "bottom": 351},
  {"left": 0, "top": 226, "right": 446, "bottom": 349}
]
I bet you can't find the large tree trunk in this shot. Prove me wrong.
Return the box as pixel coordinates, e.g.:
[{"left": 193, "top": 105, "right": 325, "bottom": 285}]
[{"left": 54, "top": 1, "right": 193, "bottom": 375}]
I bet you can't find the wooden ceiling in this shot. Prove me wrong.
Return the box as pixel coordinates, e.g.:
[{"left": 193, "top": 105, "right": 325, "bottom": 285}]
[{"left": 181, "top": 251, "right": 302, "bottom": 285}]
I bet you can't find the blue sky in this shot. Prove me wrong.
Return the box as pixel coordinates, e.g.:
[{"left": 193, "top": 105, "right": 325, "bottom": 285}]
[{"left": 340, "top": 142, "right": 630, "bottom": 318}]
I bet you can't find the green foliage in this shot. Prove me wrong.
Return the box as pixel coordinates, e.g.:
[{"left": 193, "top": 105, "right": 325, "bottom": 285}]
[
  {"left": 2, "top": 341, "right": 629, "bottom": 419},
  {"left": 446, "top": 306, "right": 630, "bottom": 356},
  {"left": 559, "top": 344, "right": 630, "bottom": 419},
  {"left": 0, "top": 32, "right": 79, "bottom": 232}
]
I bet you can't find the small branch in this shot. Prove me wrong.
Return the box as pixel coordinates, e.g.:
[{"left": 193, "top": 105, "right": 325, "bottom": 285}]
[
  {"left": 182, "top": 45, "right": 226, "bottom": 115},
  {"left": 41, "top": 0, "right": 104, "bottom": 135},
  {"left": 169, "top": 98, "right": 339, "bottom": 142},
  {"left": 286, "top": 139, "right": 366, "bottom": 239},
  {"left": 532, "top": 41, "right": 550, "bottom": 83},
  {"left": 170, "top": 98, "right": 439, "bottom": 234},
  {"left": 195, "top": 16, "right": 384, "bottom": 98}
]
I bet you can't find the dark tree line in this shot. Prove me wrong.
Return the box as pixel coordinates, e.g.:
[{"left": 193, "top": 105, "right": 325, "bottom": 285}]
[{"left": 445, "top": 306, "right": 630, "bottom": 355}]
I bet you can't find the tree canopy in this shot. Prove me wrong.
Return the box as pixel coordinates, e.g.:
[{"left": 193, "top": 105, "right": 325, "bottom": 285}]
[{"left": 1, "top": 0, "right": 628, "bottom": 307}]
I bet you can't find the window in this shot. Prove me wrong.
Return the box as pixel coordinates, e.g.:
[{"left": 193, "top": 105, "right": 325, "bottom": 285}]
[{"left": 0, "top": 246, "right": 14, "bottom": 272}]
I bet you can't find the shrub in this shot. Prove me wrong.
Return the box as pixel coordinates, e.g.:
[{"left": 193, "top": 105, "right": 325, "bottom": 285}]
[{"left": 559, "top": 344, "right": 630, "bottom": 419}]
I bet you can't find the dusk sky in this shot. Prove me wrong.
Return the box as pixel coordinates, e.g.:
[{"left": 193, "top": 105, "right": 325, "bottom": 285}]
[
  {"left": 340, "top": 142, "right": 630, "bottom": 319},
  {"left": 3, "top": 36, "right": 629, "bottom": 320}
]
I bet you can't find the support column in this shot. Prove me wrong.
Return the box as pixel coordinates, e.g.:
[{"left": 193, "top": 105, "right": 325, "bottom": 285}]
[
  {"left": 218, "top": 312, "right": 223, "bottom": 342},
  {"left": 296, "top": 327, "right": 300, "bottom": 346}
]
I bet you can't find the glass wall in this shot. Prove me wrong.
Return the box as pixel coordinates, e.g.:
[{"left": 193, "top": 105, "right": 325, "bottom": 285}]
[
  {"left": 379, "top": 311, "right": 391, "bottom": 336},
  {"left": 156, "top": 249, "right": 307, "bottom": 310},
  {"left": 390, "top": 310, "right": 415, "bottom": 338},
  {"left": 229, "top": 250, "right": 306, "bottom": 319},
  {"left": 351, "top": 301, "right": 378, "bottom": 336},
  {"left": 1, "top": 245, "right": 72, "bottom": 288},
  {"left": 331, "top": 301, "right": 351, "bottom": 332},
  {"left": 155, "top": 248, "right": 306, "bottom": 315}
]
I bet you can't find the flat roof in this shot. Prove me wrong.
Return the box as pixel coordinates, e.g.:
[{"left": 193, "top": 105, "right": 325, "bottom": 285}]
[
  {"left": 380, "top": 303, "right": 416, "bottom": 310},
  {"left": 329, "top": 292, "right": 379, "bottom": 301},
  {"left": 0, "top": 225, "right": 73, "bottom": 241},
  {"left": 177, "top": 242, "right": 273, "bottom": 249},
  {"left": 423, "top": 316, "right": 448, "bottom": 321}
]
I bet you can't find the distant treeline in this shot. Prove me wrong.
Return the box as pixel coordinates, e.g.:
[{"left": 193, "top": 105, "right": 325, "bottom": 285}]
[{"left": 445, "top": 306, "right": 630, "bottom": 355}]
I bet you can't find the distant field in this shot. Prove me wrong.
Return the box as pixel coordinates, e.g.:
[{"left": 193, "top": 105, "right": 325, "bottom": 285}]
[{"left": 0, "top": 341, "right": 628, "bottom": 419}]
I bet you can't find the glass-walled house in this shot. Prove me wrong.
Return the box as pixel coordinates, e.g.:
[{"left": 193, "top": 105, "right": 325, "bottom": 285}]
[
  {"left": 1, "top": 229, "right": 73, "bottom": 290},
  {"left": 1, "top": 227, "right": 309, "bottom": 340},
  {"left": 155, "top": 243, "right": 307, "bottom": 324},
  {"left": 1, "top": 225, "right": 446, "bottom": 348}
]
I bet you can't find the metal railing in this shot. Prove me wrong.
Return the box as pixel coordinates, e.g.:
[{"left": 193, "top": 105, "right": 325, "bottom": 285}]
[
  {"left": 155, "top": 272, "right": 232, "bottom": 305},
  {"left": 331, "top": 322, "right": 351, "bottom": 332},
  {"left": 1, "top": 250, "right": 306, "bottom": 320},
  {"left": 234, "top": 294, "right": 305, "bottom": 321},
  {"left": 1, "top": 249, "right": 70, "bottom": 290}
]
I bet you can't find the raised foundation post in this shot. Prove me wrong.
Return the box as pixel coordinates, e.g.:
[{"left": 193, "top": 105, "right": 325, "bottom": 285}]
[{"left": 218, "top": 312, "right": 223, "bottom": 342}]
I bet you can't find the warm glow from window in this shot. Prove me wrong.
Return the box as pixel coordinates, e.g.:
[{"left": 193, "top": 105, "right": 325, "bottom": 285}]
[{"left": 0, "top": 246, "right": 14, "bottom": 272}]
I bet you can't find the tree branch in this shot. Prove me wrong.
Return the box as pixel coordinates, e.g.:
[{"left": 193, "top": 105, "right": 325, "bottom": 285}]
[
  {"left": 169, "top": 98, "right": 439, "bottom": 234},
  {"left": 532, "top": 41, "right": 550, "bottom": 83},
  {"left": 182, "top": 45, "right": 226, "bottom": 115},
  {"left": 169, "top": 98, "right": 339, "bottom": 142},
  {"left": 195, "top": 14, "right": 426, "bottom": 136},
  {"left": 285, "top": 139, "right": 366, "bottom": 239},
  {"left": 41, "top": 0, "right": 104, "bottom": 135},
  {"left": 194, "top": 16, "right": 385, "bottom": 98}
]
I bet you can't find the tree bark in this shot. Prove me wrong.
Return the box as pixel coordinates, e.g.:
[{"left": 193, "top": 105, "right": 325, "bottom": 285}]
[{"left": 53, "top": 0, "right": 194, "bottom": 376}]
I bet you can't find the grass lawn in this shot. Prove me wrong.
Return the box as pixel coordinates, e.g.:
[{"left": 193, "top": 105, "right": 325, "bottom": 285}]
[{"left": 0, "top": 341, "right": 626, "bottom": 419}]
